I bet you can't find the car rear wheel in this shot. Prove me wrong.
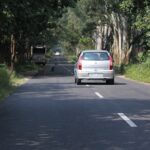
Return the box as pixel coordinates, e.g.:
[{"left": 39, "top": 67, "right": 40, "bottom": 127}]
[
  {"left": 106, "top": 79, "right": 114, "bottom": 85},
  {"left": 76, "top": 78, "right": 81, "bottom": 85}
]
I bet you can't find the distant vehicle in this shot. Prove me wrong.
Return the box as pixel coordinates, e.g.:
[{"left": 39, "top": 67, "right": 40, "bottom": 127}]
[
  {"left": 31, "top": 46, "right": 47, "bottom": 65},
  {"left": 74, "top": 50, "right": 115, "bottom": 85},
  {"left": 55, "top": 51, "right": 60, "bottom": 56}
]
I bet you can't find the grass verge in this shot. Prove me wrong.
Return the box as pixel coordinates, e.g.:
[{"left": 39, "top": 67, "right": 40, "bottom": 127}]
[
  {"left": 0, "top": 63, "right": 39, "bottom": 102},
  {"left": 0, "top": 69, "right": 28, "bottom": 102},
  {"left": 15, "top": 62, "right": 39, "bottom": 75},
  {"left": 124, "top": 63, "right": 150, "bottom": 83}
]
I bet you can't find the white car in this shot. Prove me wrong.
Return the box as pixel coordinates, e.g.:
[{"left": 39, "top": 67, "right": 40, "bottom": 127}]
[
  {"left": 55, "top": 52, "right": 60, "bottom": 56},
  {"left": 74, "top": 50, "right": 115, "bottom": 84}
]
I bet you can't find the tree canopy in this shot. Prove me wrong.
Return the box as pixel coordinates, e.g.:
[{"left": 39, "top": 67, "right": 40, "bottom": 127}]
[
  {"left": 58, "top": 0, "right": 150, "bottom": 64},
  {"left": 0, "top": 0, "right": 76, "bottom": 65},
  {"left": 0, "top": 0, "right": 149, "bottom": 65}
]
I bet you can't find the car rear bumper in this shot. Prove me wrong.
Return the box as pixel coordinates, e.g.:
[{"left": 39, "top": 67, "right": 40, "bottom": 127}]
[{"left": 75, "top": 69, "right": 115, "bottom": 80}]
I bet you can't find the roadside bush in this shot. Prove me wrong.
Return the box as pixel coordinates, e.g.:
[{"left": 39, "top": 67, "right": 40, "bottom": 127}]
[
  {"left": 136, "top": 50, "right": 150, "bottom": 63},
  {"left": 0, "top": 67, "right": 10, "bottom": 88},
  {"left": 46, "top": 49, "right": 54, "bottom": 58},
  {"left": 63, "top": 50, "right": 77, "bottom": 63},
  {"left": 114, "top": 64, "right": 126, "bottom": 75},
  {"left": 123, "top": 50, "right": 150, "bottom": 83},
  {"left": 14, "top": 62, "right": 38, "bottom": 73},
  {"left": 68, "top": 55, "right": 77, "bottom": 63},
  {"left": 125, "top": 63, "right": 150, "bottom": 83},
  {"left": 0, "top": 66, "right": 11, "bottom": 101},
  {"left": 0, "top": 65, "right": 27, "bottom": 101}
]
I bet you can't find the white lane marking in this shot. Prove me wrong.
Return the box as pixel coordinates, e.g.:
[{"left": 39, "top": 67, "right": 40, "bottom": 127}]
[
  {"left": 118, "top": 113, "right": 137, "bottom": 128},
  {"left": 95, "top": 92, "right": 104, "bottom": 98},
  {"left": 86, "top": 85, "right": 89, "bottom": 87}
]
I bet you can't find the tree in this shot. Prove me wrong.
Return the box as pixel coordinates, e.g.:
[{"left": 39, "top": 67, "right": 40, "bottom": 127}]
[
  {"left": 0, "top": 0, "right": 77, "bottom": 67},
  {"left": 58, "top": 0, "right": 150, "bottom": 65}
]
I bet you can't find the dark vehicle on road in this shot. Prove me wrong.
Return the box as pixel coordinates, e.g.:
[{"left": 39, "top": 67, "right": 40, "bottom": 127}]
[{"left": 31, "top": 46, "right": 47, "bottom": 65}]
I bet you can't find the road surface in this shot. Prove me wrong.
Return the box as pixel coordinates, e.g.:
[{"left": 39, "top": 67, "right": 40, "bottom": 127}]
[{"left": 0, "top": 55, "right": 150, "bottom": 150}]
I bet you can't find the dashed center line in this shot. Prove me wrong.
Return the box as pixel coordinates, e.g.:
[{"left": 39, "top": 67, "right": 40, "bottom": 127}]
[
  {"left": 89, "top": 88, "right": 137, "bottom": 128},
  {"left": 95, "top": 92, "right": 104, "bottom": 98},
  {"left": 118, "top": 113, "right": 137, "bottom": 128}
]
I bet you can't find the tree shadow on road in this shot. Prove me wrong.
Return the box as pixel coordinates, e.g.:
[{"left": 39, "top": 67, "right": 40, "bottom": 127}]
[{"left": 0, "top": 96, "right": 150, "bottom": 150}]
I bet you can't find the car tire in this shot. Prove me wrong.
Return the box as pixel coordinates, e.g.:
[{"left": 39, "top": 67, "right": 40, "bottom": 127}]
[
  {"left": 76, "top": 79, "right": 81, "bottom": 85},
  {"left": 106, "top": 79, "right": 114, "bottom": 85}
]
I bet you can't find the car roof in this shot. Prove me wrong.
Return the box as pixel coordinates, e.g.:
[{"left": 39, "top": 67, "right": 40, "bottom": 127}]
[{"left": 81, "top": 50, "right": 109, "bottom": 53}]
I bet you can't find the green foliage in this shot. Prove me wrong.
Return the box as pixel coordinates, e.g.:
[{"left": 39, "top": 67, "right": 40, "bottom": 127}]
[
  {"left": 119, "top": 0, "right": 134, "bottom": 13},
  {"left": 78, "top": 37, "right": 94, "bottom": 50},
  {"left": 0, "top": 87, "right": 12, "bottom": 102},
  {"left": 0, "top": 0, "right": 150, "bottom": 67},
  {"left": 59, "top": 1, "right": 99, "bottom": 53},
  {"left": 135, "top": 50, "right": 150, "bottom": 63},
  {"left": 135, "top": 6, "right": 150, "bottom": 47},
  {"left": 0, "top": 0, "right": 77, "bottom": 64},
  {"left": 64, "top": 50, "right": 77, "bottom": 63},
  {"left": 0, "top": 65, "right": 31, "bottom": 102},
  {"left": 46, "top": 49, "right": 54, "bottom": 58},
  {"left": 58, "top": 7, "right": 82, "bottom": 52},
  {"left": 124, "top": 50, "right": 150, "bottom": 83},
  {"left": 67, "top": 55, "right": 77, "bottom": 63},
  {"left": 125, "top": 63, "right": 150, "bottom": 83},
  {"left": 0, "top": 67, "right": 10, "bottom": 88},
  {"left": 0, "top": 66, "right": 11, "bottom": 101},
  {"left": 14, "top": 62, "right": 39, "bottom": 73}
]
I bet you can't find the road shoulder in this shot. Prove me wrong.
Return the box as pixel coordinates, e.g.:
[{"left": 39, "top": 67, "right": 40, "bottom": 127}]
[{"left": 117, "top": 75, "right": 150, "bottom": 86}]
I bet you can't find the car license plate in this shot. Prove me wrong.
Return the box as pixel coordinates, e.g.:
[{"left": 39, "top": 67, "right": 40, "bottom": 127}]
[{"left": 89, "top": 74, "right": 103, "bottom": 78}]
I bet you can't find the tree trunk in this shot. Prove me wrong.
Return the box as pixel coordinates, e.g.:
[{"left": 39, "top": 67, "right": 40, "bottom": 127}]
[
  {"left": 10, "top": 34, "right": 16, "bottom": 71},
  {"left": 96, "top": 25, "right": 103, "bottom": 50},
  {"left": 124, "top": 45, "right": 132, "bottom": 64},
  {"left": 111, "top": 12, "right": 132, "bottom": 65},
  {"left": 111, "top": 12, "right": 120, "bottom": 65}
]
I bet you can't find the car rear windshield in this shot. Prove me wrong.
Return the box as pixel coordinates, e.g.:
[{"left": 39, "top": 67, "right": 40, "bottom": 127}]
[
  {"left": 33, "top": 48, "right": 45, "bottom": 54},
  {"left": 82, "top": 52, "right": 109, "bottom": 61}
]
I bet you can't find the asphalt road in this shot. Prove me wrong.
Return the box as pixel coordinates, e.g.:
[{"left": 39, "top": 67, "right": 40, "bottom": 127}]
[{"left": 0, "top": 55, "right": 150, "bottom": 150}]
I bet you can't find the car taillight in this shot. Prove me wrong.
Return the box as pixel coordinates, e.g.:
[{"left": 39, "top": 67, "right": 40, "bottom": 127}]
[
  {"left": 109, "top": 56, "right": 113, "bottom": 70},
  {"left": 78, "top": 63, "right": 82, "bottom": 70},
  {"left": 77, "top": 56, "right": 83, "bottom": 70}
]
